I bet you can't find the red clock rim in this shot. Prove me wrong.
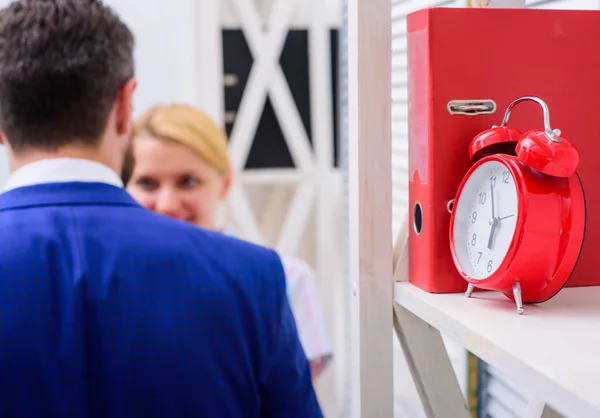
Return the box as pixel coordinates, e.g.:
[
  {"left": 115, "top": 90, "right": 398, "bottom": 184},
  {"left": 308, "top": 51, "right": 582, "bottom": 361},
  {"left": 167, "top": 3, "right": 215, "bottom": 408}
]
[{"left": 448, "top": 154, "right": 527, "bottom": 287}]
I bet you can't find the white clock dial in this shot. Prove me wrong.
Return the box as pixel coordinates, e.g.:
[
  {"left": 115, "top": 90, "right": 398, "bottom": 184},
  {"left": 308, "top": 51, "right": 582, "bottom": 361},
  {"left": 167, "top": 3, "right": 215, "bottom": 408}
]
[{"left": 452, "top": 160, "right": 519, "bottom": 280}]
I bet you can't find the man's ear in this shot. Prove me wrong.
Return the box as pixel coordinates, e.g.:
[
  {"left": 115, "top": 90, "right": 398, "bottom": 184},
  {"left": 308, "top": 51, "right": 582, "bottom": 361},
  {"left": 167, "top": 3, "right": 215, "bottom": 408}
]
[
  {"left": 0, "top": 131, "right": 6, "bottom": 145},
  {"left": 115, "top": 78, "right": 138, "bottom": 136}
]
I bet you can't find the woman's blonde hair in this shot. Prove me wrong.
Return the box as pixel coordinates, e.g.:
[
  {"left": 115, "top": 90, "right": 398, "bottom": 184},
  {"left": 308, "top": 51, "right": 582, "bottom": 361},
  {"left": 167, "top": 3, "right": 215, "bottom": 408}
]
[{"left": 131, "top": 104, "right": 230, "bottom": 172}]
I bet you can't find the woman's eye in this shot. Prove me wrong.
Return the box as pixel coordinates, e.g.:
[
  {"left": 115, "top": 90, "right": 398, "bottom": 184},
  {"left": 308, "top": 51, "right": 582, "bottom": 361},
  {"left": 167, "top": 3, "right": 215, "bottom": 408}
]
[
  {"left": 136, "top": 178, "right": 157, "bottom": 189},
  {"left": 181, "top": 176, "right": 200, "bottom": 187}
]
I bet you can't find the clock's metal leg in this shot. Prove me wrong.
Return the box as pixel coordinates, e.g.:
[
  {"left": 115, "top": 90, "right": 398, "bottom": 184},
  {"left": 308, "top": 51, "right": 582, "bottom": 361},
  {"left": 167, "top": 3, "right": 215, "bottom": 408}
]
[
  {"left": 465, "top": 283, "right": 475, "bottom": 298},
  {"left": 512, "top": 281, "right": 524, "bottom": 315}
]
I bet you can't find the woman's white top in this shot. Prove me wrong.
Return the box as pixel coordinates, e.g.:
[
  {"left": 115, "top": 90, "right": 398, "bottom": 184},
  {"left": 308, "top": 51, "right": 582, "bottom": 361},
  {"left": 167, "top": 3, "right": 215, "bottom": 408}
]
[{"left": 278, "top": 253, "right": 333, "bottom": 363}]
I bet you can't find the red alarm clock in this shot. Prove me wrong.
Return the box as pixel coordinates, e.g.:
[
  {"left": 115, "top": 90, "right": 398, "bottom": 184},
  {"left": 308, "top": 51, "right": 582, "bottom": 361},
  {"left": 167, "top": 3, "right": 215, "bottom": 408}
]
[{"left": 449, "top": 96, "right": 586, "bottom": 314}]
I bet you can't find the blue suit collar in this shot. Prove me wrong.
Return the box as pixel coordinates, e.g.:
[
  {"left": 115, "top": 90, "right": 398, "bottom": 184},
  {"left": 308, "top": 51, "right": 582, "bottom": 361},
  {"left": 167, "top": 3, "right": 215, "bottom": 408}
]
[{"left": 0, "top": 182, "right": 142, "bottom": 211}]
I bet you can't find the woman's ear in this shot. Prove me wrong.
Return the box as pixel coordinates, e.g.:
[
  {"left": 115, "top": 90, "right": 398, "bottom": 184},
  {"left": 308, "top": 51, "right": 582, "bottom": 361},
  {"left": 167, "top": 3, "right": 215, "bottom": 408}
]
[{"left": 221, "top": 166, "right": 233, "bottom": 199}]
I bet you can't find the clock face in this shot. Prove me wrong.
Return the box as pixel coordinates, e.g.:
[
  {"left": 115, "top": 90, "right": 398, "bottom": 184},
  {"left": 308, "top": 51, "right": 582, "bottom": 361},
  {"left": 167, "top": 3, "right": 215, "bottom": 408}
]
[{"left": 452, "top": 160, "right": 519, "bottom": 280}]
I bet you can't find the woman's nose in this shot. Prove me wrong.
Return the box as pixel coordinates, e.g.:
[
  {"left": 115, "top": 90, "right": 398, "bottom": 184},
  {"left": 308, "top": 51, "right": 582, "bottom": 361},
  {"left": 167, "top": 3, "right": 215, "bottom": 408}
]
[{"left": 155, "top": 190, "right": 185, "bottom": 220}]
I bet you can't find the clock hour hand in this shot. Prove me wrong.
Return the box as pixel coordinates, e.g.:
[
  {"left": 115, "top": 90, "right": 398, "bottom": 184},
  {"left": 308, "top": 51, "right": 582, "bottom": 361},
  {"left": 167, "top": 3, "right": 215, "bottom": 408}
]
[
  {"left": 487, "top": 216, "right": 512, "bottom": 250},
  {"left": 487, "top": 218, "right": 498, "bottom": 250}
]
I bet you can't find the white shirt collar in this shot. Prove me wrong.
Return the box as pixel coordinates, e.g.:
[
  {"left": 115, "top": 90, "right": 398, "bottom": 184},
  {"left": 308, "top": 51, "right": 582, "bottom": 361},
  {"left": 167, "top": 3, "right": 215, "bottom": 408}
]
[{"left": 3, "top": 157, "right": 123, "bottom": 192}]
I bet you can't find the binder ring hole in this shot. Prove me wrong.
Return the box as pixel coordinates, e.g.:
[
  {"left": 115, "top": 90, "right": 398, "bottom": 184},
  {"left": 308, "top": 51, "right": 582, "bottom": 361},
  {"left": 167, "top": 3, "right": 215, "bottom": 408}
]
[
  {"left": 447, "top": 199, "right": 455, "bottom": 213},
  {"left": 413, "top": 201, "right": 423, "bottom": 235}
]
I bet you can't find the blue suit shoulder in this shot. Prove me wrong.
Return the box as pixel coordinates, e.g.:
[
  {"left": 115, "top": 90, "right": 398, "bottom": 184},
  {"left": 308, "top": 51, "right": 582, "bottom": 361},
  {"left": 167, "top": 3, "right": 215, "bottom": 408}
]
[{"left": 134, "top": 212, "right": 287, "bottom": 289}]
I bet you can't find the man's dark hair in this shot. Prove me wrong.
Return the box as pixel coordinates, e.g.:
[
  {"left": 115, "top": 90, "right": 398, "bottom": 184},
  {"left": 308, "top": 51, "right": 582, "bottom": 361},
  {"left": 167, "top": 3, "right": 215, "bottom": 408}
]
[{"left": 0, "top": 0, "right": 134, "bottom": 153}]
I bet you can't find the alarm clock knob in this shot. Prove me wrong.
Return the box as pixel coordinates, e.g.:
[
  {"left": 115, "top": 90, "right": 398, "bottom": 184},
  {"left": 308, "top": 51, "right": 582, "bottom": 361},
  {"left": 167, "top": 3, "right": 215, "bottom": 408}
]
[
  {"left": 469, "top": 125, "right": 521, "bottom": 163},
  {"left": 516, "top": 128, "right": 579, "bottom": 178}
]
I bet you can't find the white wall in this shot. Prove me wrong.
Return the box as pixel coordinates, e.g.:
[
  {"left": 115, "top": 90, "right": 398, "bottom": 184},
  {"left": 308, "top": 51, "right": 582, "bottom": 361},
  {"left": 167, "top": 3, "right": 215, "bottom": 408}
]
[
  {"left": 104, "top": 0, "right": 200, "bottom": 116},
  {"left": 222, "top": 0, "right": 343, "bottom": 27}
]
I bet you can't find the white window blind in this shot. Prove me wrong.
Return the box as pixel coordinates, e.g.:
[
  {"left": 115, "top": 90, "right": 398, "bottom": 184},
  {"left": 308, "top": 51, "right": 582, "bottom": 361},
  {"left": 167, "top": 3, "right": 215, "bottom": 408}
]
[{"left": 528, "top": 0, "right": 598, "bottom": 8}]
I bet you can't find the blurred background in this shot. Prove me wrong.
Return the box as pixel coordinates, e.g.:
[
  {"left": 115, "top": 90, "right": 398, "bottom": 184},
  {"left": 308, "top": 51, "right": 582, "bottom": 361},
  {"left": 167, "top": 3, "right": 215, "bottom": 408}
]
[{"left": 0, "top": 0, "right": 596, "bottom": 417}]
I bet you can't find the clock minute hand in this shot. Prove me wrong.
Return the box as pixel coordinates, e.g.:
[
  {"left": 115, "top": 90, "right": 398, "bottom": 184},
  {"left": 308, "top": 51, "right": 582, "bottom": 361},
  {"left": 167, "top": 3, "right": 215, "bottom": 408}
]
[
  {"left": 487, "top": 219, "right": 498, "bottom": 250},
  {"left": 490, "top": 182, "right": 496, "bottom": 219},
  {"left": 487, "top": 182, "right": 497, "bottom": 250}
]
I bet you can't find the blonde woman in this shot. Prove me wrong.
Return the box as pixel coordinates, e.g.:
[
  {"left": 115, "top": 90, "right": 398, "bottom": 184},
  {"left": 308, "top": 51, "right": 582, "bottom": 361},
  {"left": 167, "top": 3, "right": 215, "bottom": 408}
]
[{"left": 123, "top": 104, "right": 333, "bottom": 379}]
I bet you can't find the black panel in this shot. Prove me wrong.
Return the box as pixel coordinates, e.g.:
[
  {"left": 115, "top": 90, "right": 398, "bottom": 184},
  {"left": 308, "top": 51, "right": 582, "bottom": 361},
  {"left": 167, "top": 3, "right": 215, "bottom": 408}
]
[
  {"left": 222, "top": 28, "right": 340, "bottom": 169},
  {"left": 249, "top": 97, "right": 294, "bottom": 168},
  {"left": 279, "top": 30, "right": 312, "bottom": 148},
  {"left": 331, "top": 29, "right": 339, "bottom": 167},
  {"left": 222, "top": 30, "right": 252, "bottom": 138}
]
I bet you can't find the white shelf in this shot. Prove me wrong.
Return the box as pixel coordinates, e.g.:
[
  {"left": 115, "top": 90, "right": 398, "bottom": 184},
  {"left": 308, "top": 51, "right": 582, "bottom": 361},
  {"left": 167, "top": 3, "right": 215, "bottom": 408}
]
[{"left": 394, "top": 282, "right": 600, "bottom": 418}]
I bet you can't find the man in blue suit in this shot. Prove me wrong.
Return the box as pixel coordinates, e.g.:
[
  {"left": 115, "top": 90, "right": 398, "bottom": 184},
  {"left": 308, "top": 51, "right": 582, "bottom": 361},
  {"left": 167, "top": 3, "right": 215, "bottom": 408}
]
[{"left": 0, "top": 1, "right": 322, "bottom": 417}]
